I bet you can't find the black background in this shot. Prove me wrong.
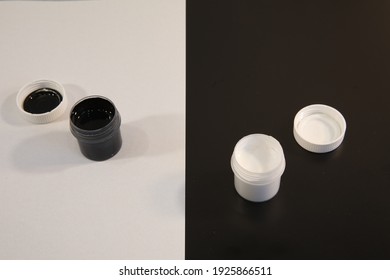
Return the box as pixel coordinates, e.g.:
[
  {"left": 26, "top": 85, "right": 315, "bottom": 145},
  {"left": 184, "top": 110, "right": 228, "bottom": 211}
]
[{"left": 186, "top": 0, "right": 390, "bottom": 259}]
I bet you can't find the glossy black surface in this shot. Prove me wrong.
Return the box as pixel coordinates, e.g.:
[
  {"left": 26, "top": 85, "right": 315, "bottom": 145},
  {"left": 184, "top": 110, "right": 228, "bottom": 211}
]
[
  {"left": 186, "top": 0, "right": 390, "bottom": 259},
  {"left": 71, "top": 97, "right": 115, "bottom": 131},
  {"left": 77, "top": 130, "right": 122, "bottom": 161},
  {"left": 70, "top": 96, "right": 122, "bottom": 161},
  {"left": 23, "top": 88, "right": 62, "bottom": 114}
]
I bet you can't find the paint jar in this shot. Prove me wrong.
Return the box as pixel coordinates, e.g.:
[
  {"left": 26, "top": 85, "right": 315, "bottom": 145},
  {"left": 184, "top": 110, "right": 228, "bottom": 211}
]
[
  {"left": 16, "top": 80, "right": 67, "bottom": 124},
  {"left": 70, "top": 95, "right": 122, "bottom": 161},
  {"left": 231, "top": 134, "right": 286, "bottom": 202}
]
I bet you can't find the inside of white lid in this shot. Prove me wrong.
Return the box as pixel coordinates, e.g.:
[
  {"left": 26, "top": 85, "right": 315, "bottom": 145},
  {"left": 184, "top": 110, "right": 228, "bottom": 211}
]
[
  {"left": 294, "top": 104, "right": 346, "bottom": 148},
  {"left": 296, "top": 112, "right": 342, "bottom": 144}
]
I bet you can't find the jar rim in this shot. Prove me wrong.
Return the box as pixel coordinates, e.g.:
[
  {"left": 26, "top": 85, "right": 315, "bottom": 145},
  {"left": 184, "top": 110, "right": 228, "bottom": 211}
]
[
  {"left": 231, "top": 134, "right": 286, "bottom": 184},
  {"left": 70, "top": 95, "right": 121, "bottom": 142}
]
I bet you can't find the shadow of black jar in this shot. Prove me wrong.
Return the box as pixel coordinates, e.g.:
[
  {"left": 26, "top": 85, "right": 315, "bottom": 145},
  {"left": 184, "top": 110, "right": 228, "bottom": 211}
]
[{"left": 70, "top": 96, "right": 122, "bottom": 161}]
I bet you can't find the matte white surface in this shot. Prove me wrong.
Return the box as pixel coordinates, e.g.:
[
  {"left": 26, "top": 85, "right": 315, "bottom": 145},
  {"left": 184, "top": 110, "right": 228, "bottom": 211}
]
[
  {"left": 293, "top": 104, "right": 346, "bottom": 153},
  {"left": 0, "top": 0, "right": 185, "bottom": 259},
  {"left": 234, "top": 175, "right": 281, "bottom": 203},
  {"left": 231, "top": 134, "right": 286, "bottom": 202},
  {"left": 235, "top": 135, "right": 282, "bottom": 173},
  {"left": 296, "top": 113, "right": 341, "bottom": 144}
]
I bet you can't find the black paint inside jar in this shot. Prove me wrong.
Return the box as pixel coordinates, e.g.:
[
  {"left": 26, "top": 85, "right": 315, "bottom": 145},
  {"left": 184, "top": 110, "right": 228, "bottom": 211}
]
[
  {"left": 71, "top": 98, "right": 115, "bottom": 130},
  {"left": 23, "top": 88, "right": 63, "bottom": 114}
]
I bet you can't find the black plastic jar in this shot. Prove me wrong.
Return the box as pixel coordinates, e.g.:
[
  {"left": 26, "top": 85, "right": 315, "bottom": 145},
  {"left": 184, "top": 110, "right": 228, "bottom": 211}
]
[{"left": 70, "top": 96, "right": 122, "bottom": 161}]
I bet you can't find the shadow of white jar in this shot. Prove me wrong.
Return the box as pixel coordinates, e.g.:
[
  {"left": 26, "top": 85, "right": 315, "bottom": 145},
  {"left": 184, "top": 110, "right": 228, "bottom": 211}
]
[{"left": 231, "top": 134, "right": 286, "bottom": 202}]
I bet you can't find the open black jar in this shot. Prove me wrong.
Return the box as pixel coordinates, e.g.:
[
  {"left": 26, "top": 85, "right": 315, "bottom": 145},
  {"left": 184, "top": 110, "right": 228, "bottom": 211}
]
[{"left": 70, "top": 96, "right": 122, "bottom": 161}]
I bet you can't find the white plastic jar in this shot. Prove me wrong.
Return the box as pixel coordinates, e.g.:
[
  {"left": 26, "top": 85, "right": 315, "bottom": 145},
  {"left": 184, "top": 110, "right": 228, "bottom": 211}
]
[{"left": 231, "top": 134, "right": 286, "bottom": 202}]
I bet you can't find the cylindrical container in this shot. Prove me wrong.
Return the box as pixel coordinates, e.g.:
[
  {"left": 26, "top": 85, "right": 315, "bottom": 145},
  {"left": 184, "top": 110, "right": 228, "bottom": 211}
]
[
  {"left": 16, "top": 80, "right": 67, "bottom": 124},
  {"left": 70, "top": 95, "right": 122, "bottom": 161},
  {"left": 231, "top": 134, "right": 286, "bottom": 202}
]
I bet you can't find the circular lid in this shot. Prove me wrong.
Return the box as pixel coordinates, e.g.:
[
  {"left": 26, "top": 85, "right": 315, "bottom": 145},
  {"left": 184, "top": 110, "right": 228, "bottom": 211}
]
[
  {"left": 293, "top": 104, "right": 346, "bottom": 153},
  {"left": 16, "top": 80, "right": 67, "bottom": 124}
]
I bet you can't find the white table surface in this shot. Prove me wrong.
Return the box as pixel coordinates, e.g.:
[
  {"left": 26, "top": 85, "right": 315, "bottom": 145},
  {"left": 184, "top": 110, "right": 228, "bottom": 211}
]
[{"left": 0, "top": 0, "right": 185, "bottom": 259}]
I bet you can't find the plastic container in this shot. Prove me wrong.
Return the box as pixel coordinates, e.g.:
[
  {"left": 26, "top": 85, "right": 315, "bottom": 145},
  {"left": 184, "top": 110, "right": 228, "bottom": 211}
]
[
  {"left": 231, "top": 134, "right": 286, "bottom": 202},
  {"left": 16, "top": 80, "right": 67, "bottom": 124},
  {"left": 293, "top": 104, "right": 346, "bottom": 153},
  {"left": 70, "top": 95, "right": 122, "bottom": 161}
]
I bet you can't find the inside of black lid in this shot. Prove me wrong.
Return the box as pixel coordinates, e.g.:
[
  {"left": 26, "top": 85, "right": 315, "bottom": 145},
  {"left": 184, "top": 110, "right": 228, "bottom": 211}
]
[{"left": 23, "top": 88, "right": 63, "bottom": 114}]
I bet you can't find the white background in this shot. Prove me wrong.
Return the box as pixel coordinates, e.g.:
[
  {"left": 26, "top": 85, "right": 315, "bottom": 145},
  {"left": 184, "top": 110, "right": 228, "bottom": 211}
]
[{"left": 0, "top": 0, "right": 185, "bottom": 259}]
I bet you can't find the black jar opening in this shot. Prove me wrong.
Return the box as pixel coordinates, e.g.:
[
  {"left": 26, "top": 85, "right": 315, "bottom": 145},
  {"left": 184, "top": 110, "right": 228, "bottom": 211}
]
[{"left": 70, "top": 97, "right": 116, "bottom": 131}]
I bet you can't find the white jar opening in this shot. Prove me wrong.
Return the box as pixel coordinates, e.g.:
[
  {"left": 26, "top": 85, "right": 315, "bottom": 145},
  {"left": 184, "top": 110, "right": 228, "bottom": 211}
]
[
  {"left": 235, "top": 134, "right": 283, "bottom": 173},
  {"left": 231, "top": 134, "right": 285, "bottom": 185}
]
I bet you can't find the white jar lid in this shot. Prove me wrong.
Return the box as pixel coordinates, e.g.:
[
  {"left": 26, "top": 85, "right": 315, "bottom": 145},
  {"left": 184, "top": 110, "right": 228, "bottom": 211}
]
[
  {"left": 293, "top": 104, "right": 346, "bottom": 153},
  {"left": 16, "top": 80, "right": 67, "bottom": 124}
]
